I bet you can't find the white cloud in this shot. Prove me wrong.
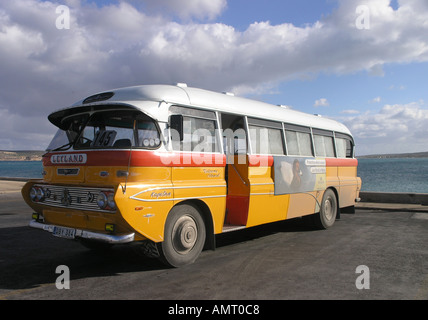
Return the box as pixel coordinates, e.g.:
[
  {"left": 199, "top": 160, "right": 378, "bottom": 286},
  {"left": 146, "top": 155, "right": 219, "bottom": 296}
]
[
  {"left": 341, "top": 101, "right": 428, "bottom": 155},
  {"left": 314, "top": 98, "right": 330, "bottom": 107},
  {"left": 341, "top": 109, "right": 360, "bottom": 115},
  {"left": 0, "top": 0, "right": 428, "bottom": 150},
  {"left": 370, "top": 97, "right": 382, "bottom": 103}
]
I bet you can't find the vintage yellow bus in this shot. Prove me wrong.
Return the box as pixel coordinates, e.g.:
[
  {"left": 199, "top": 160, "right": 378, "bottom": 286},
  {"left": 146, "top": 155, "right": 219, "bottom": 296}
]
[{"left": 23, "top": 84, "right": 361, "bottom": 267}]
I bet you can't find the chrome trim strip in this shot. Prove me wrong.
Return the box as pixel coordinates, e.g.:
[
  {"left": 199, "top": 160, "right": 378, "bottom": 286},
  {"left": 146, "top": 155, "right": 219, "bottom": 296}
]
[
  {"left": 29, "top": 220, "right": 135, "bottom": 244},
  {"left": 129, "top": 185, "right": 226, "bottom": 202},
  {"left": 251, "top": 182, "right": 274, "bottom": 186},
  {"left": 250, "top": 192, "right": 274, "bottom": 196}
]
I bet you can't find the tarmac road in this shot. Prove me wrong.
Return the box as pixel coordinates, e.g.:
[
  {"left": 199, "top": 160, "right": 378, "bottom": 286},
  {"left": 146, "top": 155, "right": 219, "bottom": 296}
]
[{"left": 1, "top": 181, "right": 428, "bottom": 300}]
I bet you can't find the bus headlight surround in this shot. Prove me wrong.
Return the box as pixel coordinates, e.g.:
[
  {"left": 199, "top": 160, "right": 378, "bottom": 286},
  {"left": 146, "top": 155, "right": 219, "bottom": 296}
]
[
  {"left": 97, "top": 191, "right": 116, "bottom": 211},
  {"left": 30, "top": 186, "right": 45, "bottom": 202}
]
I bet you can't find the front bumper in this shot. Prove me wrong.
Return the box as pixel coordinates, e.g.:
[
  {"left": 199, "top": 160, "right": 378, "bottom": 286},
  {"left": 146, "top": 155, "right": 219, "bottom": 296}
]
[{"left": 29, "top": 219, "right": 135, "bottom": 244}]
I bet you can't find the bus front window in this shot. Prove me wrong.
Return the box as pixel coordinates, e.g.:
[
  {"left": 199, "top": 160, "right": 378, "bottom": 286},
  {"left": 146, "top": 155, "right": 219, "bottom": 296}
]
[
  {"left": 74, "top": 110, "right": 161, "bottom": 150},
  {"left": 46, "top": 110, "right": 161, "bottom": 151}
]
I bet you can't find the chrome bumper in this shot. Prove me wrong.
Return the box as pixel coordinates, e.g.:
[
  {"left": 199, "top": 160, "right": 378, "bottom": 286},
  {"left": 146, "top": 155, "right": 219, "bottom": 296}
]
[{"left": 29, "top": 220, "right": 135, "bottom": 244}]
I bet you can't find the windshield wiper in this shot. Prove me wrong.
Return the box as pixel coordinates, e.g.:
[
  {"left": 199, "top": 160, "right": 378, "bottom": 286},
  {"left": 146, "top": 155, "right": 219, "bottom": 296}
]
[{"left": 52, "top": 141, "right": 74, "bottom": 151}]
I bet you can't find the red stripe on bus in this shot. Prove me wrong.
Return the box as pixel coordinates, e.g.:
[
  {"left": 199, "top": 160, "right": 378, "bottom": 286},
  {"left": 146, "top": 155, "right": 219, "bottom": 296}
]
[
  {"left": 44, "top": 152, "right": 358, "bottom": 168},
  {"left": 43, "top": 151, "right": 227, "bottom": 167},
  {"left": 325, "top": 158, "right": 358, "bottom": 167},
  {"left": 248, "top": 155, "right": 274, "bottom": 167}
]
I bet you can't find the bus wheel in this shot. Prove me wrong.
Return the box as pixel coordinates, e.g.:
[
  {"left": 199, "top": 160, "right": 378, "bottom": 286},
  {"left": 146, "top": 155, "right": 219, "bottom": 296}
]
[
  {"left": 314, "top": 189, "right": 337, "bottom": 229},
  {"left": 158, "top": 204, "right": 206, "bottom": 267}
]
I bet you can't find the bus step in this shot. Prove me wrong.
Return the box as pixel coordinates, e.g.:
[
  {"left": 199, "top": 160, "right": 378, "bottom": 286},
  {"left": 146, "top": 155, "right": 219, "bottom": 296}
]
[{"left": 222, "top": 224, "right": 246, "bottom": 233}]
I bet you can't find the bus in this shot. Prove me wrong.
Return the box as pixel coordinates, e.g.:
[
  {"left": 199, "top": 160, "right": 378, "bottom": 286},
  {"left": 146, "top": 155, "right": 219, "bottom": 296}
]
[{"left": 23, "top": 84, "right": 361, "bottom": 267}]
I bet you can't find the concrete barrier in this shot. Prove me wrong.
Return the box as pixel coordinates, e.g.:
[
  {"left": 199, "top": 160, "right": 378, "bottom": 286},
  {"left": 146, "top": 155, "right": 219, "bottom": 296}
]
[{"left": 360, "top": 191, "right": 428, "bottom": 205}]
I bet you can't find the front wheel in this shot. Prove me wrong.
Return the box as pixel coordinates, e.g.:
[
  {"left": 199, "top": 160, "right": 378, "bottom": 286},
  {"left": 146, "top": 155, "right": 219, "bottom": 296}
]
[
  {"left": 314, "top": 189, "right": 337, "bottom": 229},
  {"left": 157, "top": 204, "right": 206, "bottom": 267}
]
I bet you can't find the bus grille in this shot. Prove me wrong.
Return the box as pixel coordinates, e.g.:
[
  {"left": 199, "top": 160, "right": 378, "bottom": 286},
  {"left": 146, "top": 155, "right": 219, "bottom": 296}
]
[{"left": 31, "top": 184, "right": 116, "bottom": 213}]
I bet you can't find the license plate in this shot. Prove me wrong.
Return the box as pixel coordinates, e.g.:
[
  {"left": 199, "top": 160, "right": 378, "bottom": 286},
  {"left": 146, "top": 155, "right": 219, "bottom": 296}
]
[{"left": 53, "top": 226, "right": 76, "bottom": 239}]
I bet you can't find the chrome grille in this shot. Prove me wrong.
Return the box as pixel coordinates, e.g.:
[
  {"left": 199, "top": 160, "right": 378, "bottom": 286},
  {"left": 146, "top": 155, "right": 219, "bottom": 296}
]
[{"left": 32, "top": 184, "right": 116, "bottom": 213}]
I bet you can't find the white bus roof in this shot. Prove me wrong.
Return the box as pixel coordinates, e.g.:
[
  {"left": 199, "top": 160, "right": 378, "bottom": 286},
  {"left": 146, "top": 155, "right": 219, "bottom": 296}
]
[{"left": 51, "top": 84, "right": 352, "bottom": 136}]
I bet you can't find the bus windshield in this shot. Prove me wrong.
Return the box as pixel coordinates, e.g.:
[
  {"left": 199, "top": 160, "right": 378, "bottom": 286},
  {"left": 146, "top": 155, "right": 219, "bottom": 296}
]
[{"left": 46, "top": 110, "right": 161, "bottom": 151}]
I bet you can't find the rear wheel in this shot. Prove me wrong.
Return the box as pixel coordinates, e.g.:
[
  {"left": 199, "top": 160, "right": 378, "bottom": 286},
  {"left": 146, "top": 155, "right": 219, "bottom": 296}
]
[
  {"left": 314, "top": 189, "right": 337, "bottom": 229},
  {"left": 157, "top": 204, "right": 206, "bottom": 267}
]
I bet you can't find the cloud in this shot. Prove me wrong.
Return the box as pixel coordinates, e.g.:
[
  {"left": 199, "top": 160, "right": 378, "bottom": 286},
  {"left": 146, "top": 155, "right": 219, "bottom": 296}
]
[
  {"left": 370, "top": 97, "right": 381, "bottom": 103},
  {"left": 0, "top": 0, "right": 428, "bottom": 149},
  {"left": 314, "top": 98, "right": 330, "bottom": 107},
  {"left": 340, "top": 101, "right": 428, "bottom": 155},
  {"left": 341, "top": 109, "right": 360, "bottom": 115}
]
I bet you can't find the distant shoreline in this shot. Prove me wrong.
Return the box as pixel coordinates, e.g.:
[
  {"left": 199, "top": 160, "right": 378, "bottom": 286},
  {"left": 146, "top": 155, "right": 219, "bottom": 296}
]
[
  {"left": 0, "top": 150, "right": 44, "bottom": 162},
  {"left": 358, "top": 151, "right": 428, "bottom": 159}
]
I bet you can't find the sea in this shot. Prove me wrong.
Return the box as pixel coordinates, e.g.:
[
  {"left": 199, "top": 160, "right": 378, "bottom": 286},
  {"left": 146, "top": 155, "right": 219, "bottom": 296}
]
[
  {"left": 1, "top": 158, "right": 428, "bottom": 193},
  {"left": 357, "top": 158, "right": 428, "bottom": 193},
  {"left": 0, "top": 161, "right": 43, "bottom": 180}
]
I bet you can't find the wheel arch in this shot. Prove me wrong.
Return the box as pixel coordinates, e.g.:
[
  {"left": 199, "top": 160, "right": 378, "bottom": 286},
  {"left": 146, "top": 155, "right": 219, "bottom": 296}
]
[{"left": 173, "top": 199, "right": 216, "bottom": 251}]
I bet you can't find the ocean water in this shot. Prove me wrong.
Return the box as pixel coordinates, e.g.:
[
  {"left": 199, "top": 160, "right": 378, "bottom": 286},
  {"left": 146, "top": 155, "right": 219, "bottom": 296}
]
[
  {"left": 1, "top": 158, "right": 428, "bottom": 193},
  {"left": 357, "top": 158, "right": 428, "bottom": 193},
  {"left": 0, "top": 161, "right": 43, "bottom": 179}
]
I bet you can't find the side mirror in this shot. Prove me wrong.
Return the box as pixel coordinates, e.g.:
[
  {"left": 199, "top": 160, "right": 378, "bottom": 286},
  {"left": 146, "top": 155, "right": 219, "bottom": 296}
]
[{"left": 169, "top": 114, "right": 184, "bottom": 142}]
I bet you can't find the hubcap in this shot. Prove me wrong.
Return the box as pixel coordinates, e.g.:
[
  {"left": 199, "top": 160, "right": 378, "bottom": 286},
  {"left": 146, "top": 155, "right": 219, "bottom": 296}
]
[
  {"left": 171, "top": 215, "right": 198, "bottom": 255},
  {"left": 324, "top": 197, "right": 334, "bottom": 221}
]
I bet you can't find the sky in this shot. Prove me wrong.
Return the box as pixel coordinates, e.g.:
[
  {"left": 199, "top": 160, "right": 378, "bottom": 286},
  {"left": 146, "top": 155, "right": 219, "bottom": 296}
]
[{"left": 0, "top": 0, "right": 428, "bottom": 155}]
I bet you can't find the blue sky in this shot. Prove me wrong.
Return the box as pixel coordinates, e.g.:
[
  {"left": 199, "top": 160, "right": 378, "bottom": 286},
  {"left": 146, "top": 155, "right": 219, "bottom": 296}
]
[
  {"left": 1, "top": 0, "right": 428, "bottom": 155},
  {"left": 219, "top": 0, "right": 338, "bottom": 30}
]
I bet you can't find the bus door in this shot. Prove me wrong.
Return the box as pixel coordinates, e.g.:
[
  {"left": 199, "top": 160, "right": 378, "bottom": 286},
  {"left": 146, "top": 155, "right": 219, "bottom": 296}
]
[{"left": 221, "top": 114, "right": 250, "bottom": 228}]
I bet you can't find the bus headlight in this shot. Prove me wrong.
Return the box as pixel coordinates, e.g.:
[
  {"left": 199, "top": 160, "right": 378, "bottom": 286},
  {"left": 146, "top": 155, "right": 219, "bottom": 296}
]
[
  {"left": 36, "top": 188, "right": 45, "bottom": 201},
  {"left": 30, "top": 187, "right": 37, "bottom": 201},
  {"left": 97, "top": 191, "right": 116, "bottom": 211},
  {"left": 30, "top": 186, "right": 45, "bottom": 202},
  {"left": 107, "top": 193, "right": 116, "bottom": 210},
  {"left": 97, "top": 192, "right": 108, "bottom": 209}
]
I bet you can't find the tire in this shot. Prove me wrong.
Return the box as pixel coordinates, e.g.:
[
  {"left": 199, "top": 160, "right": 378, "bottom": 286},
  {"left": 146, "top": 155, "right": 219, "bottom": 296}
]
[
  {"left": 314, "top": 189, "right": 337, "bottom": 229},
  {"left": 157, "top": 204, "right": 206, "bottom": 267}
]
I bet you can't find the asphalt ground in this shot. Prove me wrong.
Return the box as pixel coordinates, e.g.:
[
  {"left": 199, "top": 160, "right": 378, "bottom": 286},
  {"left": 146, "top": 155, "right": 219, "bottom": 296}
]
[{"left": 1, "top": 181, "right": 428, "bottom": 301}]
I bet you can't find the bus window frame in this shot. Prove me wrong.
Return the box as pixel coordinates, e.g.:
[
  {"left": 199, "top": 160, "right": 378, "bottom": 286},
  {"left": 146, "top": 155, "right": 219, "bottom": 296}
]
[{"left": 168, "top": 105, "right": 222, "bottom": 154}]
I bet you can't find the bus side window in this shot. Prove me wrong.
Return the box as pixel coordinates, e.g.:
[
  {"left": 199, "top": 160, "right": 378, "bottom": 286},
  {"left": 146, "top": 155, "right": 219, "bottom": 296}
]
[
  {"left": 336, "top": 138, "right": 347, "bottom": 158},
  {"left": 285, "top": 130, "right": 313, "bottom": 156},
  {"left": 335, "top": 134, "right": 354, "bottom": 158},
  {"left": 313, "top": 134, "right": 335, "bottom": 158},
  {"left": 345, "top": 139, "right": 354, "bottom": 158},
  {"left": 169, "top": 106, "right": 219, "bottom": 153},
  {"left": 249, "top": 126, "right": 284, "bottom": 155},
  {"left": 185, "top": 117, "right": 218, "bottom": 153}
]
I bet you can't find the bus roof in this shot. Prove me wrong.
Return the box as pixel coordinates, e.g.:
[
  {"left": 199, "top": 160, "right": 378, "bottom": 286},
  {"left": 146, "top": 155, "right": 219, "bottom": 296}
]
[{"left": 50, "top": 84, "right": 352, "bottom": 136}]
